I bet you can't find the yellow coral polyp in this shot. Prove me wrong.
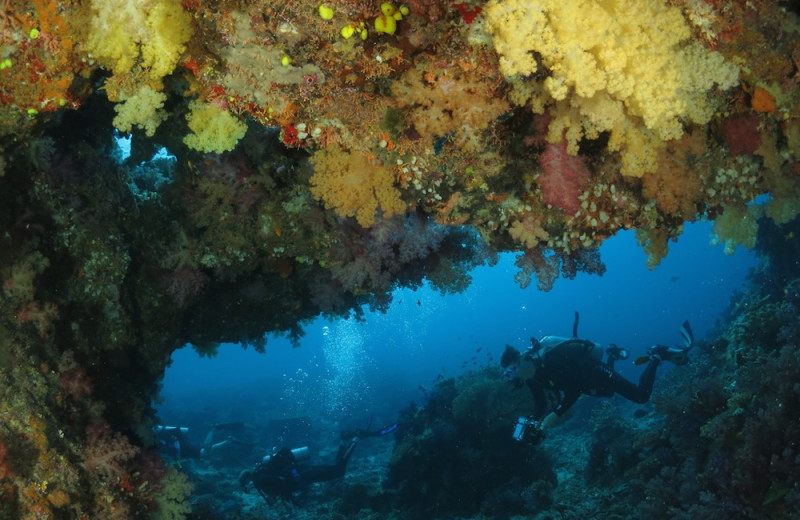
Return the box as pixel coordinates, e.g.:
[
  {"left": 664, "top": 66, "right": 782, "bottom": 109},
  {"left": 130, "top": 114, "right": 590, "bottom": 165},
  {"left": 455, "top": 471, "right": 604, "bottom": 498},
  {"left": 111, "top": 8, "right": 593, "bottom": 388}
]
[
  {"left": 341, "top": 21, "right": 368, "bottom": 39},
  {"left": 375, "top": 15, "right": 396, "bottom": 35},
  {"left": 375, "top": 3, "right": 403, "bottom": 35},
  {"left": 318, "top": 4, "right": 334, "bottom": 20},
  {"left": 382, "top": 3, "right": 396, "bottom": 16}
]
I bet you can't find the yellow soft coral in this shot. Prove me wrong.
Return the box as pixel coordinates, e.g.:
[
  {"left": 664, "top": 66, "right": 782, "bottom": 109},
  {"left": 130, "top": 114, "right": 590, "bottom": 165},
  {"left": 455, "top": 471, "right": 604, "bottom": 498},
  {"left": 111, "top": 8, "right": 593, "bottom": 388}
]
[
  {"left": 484, "top": 0, "right": 739, "bottom": 177},
  {"left": 151, "top": 466, "right": 192, "bottom": 520},
  {"left": 183, "top": 101, "right": 248, "bottom": 154},
  {"left": 85, "top": 0, "right": 191, "bottom": 86},
  {"left": 112, "top": 86, "right": 167, "bottom": 136},
  {"left": 141, "top": 0, "right": 193, "bottom": 81},
  {"left": 711, "top": 204, "right": 763, "bottom": 255},
  {"left": 310, "top": 146, "right": 406, "bottom": 227}
]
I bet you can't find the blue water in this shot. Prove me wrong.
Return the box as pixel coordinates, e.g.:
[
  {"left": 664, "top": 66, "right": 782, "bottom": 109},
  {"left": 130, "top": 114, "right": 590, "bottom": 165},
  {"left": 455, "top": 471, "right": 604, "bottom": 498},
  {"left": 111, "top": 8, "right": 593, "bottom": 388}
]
[{"left": 157, "top": 221, "right": 756, "bottom": 440}]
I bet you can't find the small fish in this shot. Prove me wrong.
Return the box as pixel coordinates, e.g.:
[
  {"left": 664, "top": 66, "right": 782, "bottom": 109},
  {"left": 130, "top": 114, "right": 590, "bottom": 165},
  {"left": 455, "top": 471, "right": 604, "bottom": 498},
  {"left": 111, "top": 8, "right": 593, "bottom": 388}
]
[
  {"left": 633, "top": 355, "right": 651, "bottom": 366},
  {"left": 417, "top": 299, "right": 422, "bottom": 306},
  {"left": 476, "top": 347, "right": 482, "bottom": 352}
]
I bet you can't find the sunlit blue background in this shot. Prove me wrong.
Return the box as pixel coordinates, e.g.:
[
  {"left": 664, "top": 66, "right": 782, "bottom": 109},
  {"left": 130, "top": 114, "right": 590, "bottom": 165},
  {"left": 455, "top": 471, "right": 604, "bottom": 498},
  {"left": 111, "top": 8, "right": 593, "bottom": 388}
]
[{"left": 157, "top": 221, "right": 756, "bottom": 442}]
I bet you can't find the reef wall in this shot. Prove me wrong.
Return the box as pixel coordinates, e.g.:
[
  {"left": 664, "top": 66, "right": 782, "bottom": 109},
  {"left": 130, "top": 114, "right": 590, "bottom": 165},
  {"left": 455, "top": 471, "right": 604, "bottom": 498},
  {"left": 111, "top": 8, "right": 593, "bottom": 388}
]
[{"left": 1, "top": 0, "right": 799, "bottom": 518}]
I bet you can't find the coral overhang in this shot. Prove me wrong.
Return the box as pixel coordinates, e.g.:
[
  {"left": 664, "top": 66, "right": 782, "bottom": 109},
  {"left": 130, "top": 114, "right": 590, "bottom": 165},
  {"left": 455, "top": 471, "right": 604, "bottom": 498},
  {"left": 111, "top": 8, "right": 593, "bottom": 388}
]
[{"left": 1, "top": 0, "right": 800, "bottom": 518}]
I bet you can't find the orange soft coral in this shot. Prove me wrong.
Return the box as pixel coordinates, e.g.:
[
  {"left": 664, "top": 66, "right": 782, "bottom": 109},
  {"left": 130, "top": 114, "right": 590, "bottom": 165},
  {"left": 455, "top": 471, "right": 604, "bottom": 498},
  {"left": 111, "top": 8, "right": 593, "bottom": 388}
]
[
  {"left": 390, "top": 59, "right": 509, "bottom": 153},
  {"left": 309, "top": 146, "right": 406, "bottom": 227},
  {"left": 509, "top": 215, "right": 550, "bottom": 249},
  {"left": 641, "top": 130, "right": 709, "bottom": 218}
]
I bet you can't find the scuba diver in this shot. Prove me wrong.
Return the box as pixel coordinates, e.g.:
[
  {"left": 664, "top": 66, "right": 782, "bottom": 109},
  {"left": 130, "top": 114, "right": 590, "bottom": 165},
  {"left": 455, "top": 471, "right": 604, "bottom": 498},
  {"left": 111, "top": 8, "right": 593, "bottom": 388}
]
[
  {"left": 239, "top": 440, "right": 357, "bottom": 503},
  {"left": 501, "top": 312, "right": 693, "bottom": 443},
  {"left": 154, "top": 425, "right": 200, "bottom": 460},
  {"left": 199, "top": 422, "right": 259, "bottom": 463},
  {"left": 154, "top": 422, "right": 256, "bottom": 463},
  {"left": 239, "top": 420, "right": 397, "bottom": 502}
]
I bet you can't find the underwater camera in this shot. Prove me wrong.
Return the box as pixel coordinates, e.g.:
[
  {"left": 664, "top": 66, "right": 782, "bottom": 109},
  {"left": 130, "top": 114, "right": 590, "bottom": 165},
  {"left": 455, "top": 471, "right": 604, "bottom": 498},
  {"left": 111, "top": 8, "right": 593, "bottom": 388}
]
[{"left": 512, "top": 416, "right": 544, "bottom": 444}]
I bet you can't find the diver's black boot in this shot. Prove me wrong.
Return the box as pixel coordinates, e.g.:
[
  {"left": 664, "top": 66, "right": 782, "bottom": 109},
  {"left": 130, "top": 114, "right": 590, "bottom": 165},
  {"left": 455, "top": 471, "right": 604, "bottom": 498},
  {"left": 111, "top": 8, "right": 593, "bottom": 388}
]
[{"left": 336, "top": 439, "right": 358, "bottom": 465}]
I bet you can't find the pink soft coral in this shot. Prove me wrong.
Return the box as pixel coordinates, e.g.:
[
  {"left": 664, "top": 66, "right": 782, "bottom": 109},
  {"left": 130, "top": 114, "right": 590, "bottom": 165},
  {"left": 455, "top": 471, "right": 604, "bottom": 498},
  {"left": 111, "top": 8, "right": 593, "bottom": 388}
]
[
  {"left": 538, "top": 138, "right": 590, "bottom": 214},
  {"left": 159, "top": 267, "right": 209, "bottom": 306},
  {"left": 82, "top": 423, "right": 140, "bottom": 480},
  {"left": 58, "top": 351, "right": 93, "bottom": 400}
]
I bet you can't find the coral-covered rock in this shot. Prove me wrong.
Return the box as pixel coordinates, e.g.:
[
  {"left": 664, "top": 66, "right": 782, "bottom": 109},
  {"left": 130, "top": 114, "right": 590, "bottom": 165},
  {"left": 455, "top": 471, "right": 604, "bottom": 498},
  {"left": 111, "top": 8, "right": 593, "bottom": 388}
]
[
  {"left": 0, "top": 1, "right": 798, "bottom": 518},
  {"left": 387, "top": 368, "right": 554, "bottom": 517},
  {"left": 722, "top": 114, "right": 762, "bottom": 157}
]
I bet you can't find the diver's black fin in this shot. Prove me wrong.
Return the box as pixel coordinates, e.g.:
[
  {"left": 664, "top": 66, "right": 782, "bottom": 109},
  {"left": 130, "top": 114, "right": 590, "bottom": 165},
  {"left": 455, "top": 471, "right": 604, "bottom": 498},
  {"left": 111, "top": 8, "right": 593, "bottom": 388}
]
[
  {"left": 572, "top": 311, "right": 580, "bottom": 338},
  {"left": 680, "top": 321, "right": 694, "bottom": 349},
  {"left": 213, "top": 421, "right": 246, "bottom": 431},
  {"left": 337, "top": 439, "right": 358, "bottom": 465}
]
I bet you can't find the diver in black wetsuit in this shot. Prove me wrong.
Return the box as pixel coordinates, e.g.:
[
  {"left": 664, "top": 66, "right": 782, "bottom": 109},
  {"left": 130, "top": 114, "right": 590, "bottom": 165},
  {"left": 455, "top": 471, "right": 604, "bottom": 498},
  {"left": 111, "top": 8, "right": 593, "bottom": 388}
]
[
  {"left": 239, "top": 441, "right": 357, "bottom": 502},
  {"left": 501, "top": 313, "right": 693, "bottom": 440},
  {"left": 239, "top": 421, "right": 396, "bottom": 502}
]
